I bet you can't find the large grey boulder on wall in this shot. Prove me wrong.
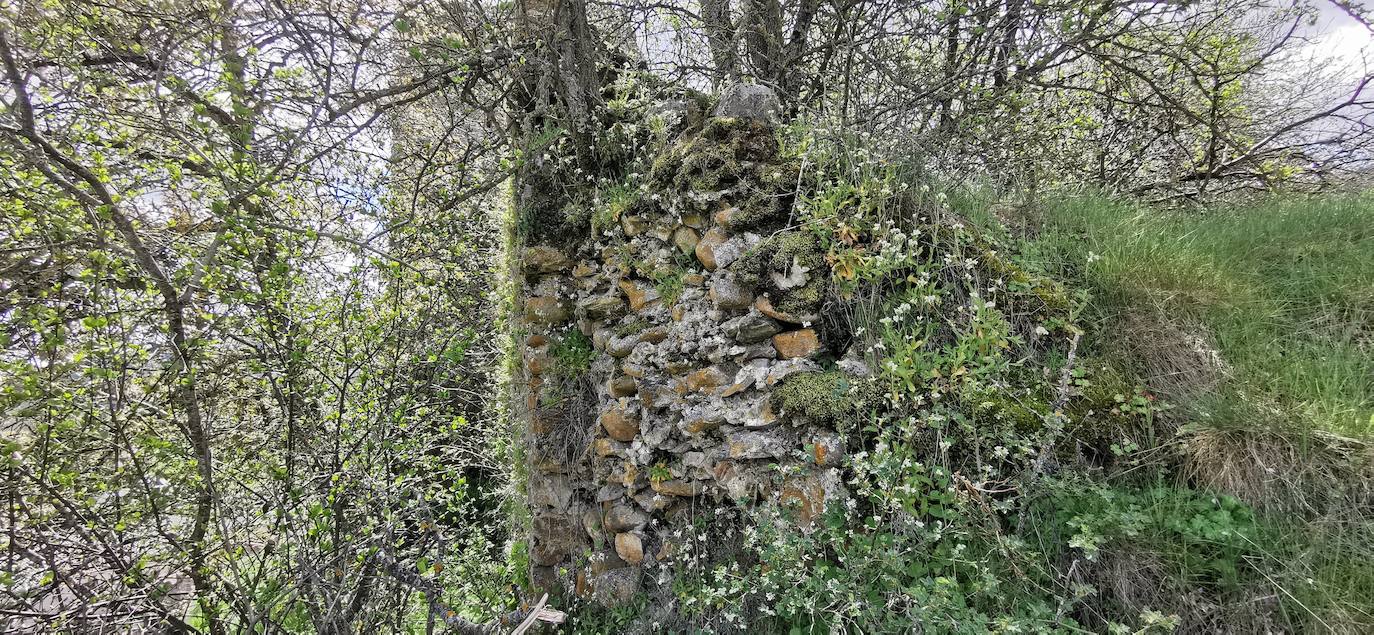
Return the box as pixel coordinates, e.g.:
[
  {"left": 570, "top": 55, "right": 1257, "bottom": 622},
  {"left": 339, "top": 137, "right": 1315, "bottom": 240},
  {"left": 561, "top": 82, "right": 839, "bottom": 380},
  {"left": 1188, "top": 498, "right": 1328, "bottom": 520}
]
[{"left": 714, "top": 83, "right": 782, "bottom": 122}]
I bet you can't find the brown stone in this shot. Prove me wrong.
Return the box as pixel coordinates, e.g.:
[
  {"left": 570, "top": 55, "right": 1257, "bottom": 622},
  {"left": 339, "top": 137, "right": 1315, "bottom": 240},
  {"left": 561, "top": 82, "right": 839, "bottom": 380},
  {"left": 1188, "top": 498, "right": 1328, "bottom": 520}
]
[
  {"left": 650, "top": 223, "right": 673, "bottom": 242},
  {"left": 582, "top": 508, "right": 604, "bottom": 539},
  {"left": 614, "top": 532, "right": 644, "bottom": 565},
  {"left": 572, "top": 262, "right": 596, "bottom": 278},
  {"left": 527, "top": 354, "right": 554, "bottom": 377},
  {"left": 808, "top": 430, "right": 844, "bottom": 467},
  {"left": 756, "top": 295, "right": 817, "bottom": 324},
  {"left": 640, "top": 327, "right": 669, "bottom": 344},
  {"left": 712, "top": 206, "right": 736, "bottom": 228},
  {"left": 757, "top": 399, "right": 779, "bottom": 427},
  {"left": 527, "top": 334, "right": 547, "bottom": 347},
  {"left": 618, "top": 279, "right": 661, "bottom": 312},
  {"left": 682, "top": 416, "right": 724, "bottom": 435},
  {"left": 531, "top": 456, "right": 567, "bottom": 474},
  {"left": 672, "top": 226, "right": 700, "bottom": 256},
  {"left": 529, "top": 474, "right": 574, "bottom": 510},
  {"left": 593, "top": 437, "right": 626, "bottom": 457},
  {"left": 589, "top": 568, "right": 640, "bottom": 607},
  {"left": 525, "top": 296, "right": 570, "bottom": 325},
  {"left": 720, "top": 381, "right": 750, "bottom": 398},
  {"left": 639, "top": 383, "right": 677, "bottom": 410},
  {"left": 526, "top": 391, "right": 543, "bottom": 420},
  {"left": 709, "top": 276, "right": 753, "bottom": 311},
  {"left": 651, "top": 479, "right": 704, "bottom": 497},
  {"left": 608, "top": 376, "right": 637, "bottom": 397},
  {"left": 620, "top": 214, "right": 647, "bottom": 236},
  {"left": 772, "top": 328, "right": 820, "bottom": 359},
  {"left": 606, "top": 334, "right": 640, "bottom": 358},
  {"left": 604, "top": 504, "right": 649, "bottom": 532},
  {"left": 780, "top": 476, "right": 828, "bottom": 526},
  {"left": 530, "top": 410, "right": 559, "bottom": 435},
  {"left": 616, "top": 462, "right": 640, "bottom": 488},
  {"left": 714, "top": 461, "right": 769, "bottom": 499},
  {"left": 579, "top": 295, "right": 626, "bottom": 321},
  {"left": 683, "top": 366, "right": 730, "bottom": 394},
  {"left": 682, "top": 212, "right": 706, "bottom": 229},
  {"left": 531, "top": 514, "right": 587, "bottom": 566},
  {"left": 694, "top": 227, "right": 728, "bottom": 271},
  {"left": 575, "top": 569, "right": 591, "bottom": 598},
  {"left": 600, "top": 407, "right": 640, "bottom": 442},
  {"left": 523, "top": 245, "right": 571, "bottom": 274}
]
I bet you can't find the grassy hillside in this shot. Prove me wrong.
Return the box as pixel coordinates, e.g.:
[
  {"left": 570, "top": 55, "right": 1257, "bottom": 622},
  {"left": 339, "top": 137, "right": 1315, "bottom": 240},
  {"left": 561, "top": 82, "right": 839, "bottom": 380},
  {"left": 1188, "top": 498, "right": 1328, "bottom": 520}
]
[
  {"left": 995, "top": 193, "right": 1374, "bottom": 631},
  {"left": 1013, "top": 194, "right": 1373, "bottom": 438}
]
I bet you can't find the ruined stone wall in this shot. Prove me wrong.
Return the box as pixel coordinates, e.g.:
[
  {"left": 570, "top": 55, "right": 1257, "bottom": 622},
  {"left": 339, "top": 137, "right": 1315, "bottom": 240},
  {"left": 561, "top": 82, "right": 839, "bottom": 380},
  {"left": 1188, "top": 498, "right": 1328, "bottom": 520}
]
[{"left": 517, "top": 86, "right": 859, "bottom": 606}]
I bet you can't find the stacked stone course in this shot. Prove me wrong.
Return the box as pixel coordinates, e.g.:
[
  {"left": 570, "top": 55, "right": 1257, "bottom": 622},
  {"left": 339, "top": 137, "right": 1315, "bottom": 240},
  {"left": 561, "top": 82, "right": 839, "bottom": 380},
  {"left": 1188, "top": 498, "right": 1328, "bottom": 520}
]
[{"left": 519, "top": 85, "right": 856, "bottom": 604}]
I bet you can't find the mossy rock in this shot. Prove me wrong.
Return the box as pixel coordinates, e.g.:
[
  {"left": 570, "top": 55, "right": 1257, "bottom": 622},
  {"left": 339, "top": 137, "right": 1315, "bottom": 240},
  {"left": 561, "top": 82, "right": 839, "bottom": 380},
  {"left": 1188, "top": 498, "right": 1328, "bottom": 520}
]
[
  {"left": 772, "top": 371, "right": 869, "bottom": 424},
  {"left": 732, "top": 230, "right": 829, "bottom": 317},
  {"left": 649, "top": 116, "right": 782, "bottom": 195},
  {"left": 720, "top": 175, "right": 795, "bottom": 232},
  {"left": 516, "top": 165, "right": 584, "bottom": 248},
  {"left": 614, "top": 318, "right": 650, "bottom": 338}
]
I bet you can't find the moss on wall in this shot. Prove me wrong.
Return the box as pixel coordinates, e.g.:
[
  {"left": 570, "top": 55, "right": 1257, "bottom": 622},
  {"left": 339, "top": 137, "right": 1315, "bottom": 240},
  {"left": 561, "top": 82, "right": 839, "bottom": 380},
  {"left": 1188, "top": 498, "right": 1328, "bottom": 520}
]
[
  {"left": 733, "top": 231, "right": 829, "bottom": 317},
  {"left": 773, "top": 371, "right": 867, "bottom": 424}
]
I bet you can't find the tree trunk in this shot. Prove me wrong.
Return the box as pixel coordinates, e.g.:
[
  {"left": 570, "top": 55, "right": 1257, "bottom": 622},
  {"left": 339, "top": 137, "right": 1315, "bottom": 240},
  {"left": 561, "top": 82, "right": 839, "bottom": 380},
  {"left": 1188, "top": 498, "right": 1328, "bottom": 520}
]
[{"left": 702, "top": 0, "right": 738, "bottom": 86}]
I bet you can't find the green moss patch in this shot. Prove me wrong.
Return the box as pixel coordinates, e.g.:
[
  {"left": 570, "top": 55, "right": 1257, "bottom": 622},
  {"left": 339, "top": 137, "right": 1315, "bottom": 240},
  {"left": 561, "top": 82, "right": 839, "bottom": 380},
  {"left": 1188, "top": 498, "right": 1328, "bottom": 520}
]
[
  {"left": 648, "top": 116, "right": 795, "bottom": 226},
  {"left": 733, "top": 230, "right": 829, "bottom": 317},
  {"left": 773, "top": 371, "right": 866, "bottom": 424}
]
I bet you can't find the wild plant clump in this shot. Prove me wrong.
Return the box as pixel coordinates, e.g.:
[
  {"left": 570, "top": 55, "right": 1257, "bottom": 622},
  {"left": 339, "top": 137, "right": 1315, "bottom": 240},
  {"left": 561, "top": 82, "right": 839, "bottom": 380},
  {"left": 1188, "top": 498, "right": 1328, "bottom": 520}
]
[{"left": 516, "top": 70, "right": 677, "bottom": 249}]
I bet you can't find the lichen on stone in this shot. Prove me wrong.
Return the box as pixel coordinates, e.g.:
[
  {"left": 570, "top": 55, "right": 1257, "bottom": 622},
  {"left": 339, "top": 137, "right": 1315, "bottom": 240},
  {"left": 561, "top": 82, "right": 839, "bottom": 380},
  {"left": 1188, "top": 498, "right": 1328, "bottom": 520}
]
[{"left": 722, "top": 178, "right": 791, "bottom": 231}]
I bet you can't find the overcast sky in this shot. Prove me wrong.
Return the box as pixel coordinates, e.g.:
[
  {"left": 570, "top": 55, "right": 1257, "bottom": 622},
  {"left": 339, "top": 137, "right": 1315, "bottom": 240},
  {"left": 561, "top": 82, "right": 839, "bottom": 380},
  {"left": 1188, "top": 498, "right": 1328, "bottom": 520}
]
[{"left": 1310, "top": 3, "right": 1372, "bottom": 73}]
